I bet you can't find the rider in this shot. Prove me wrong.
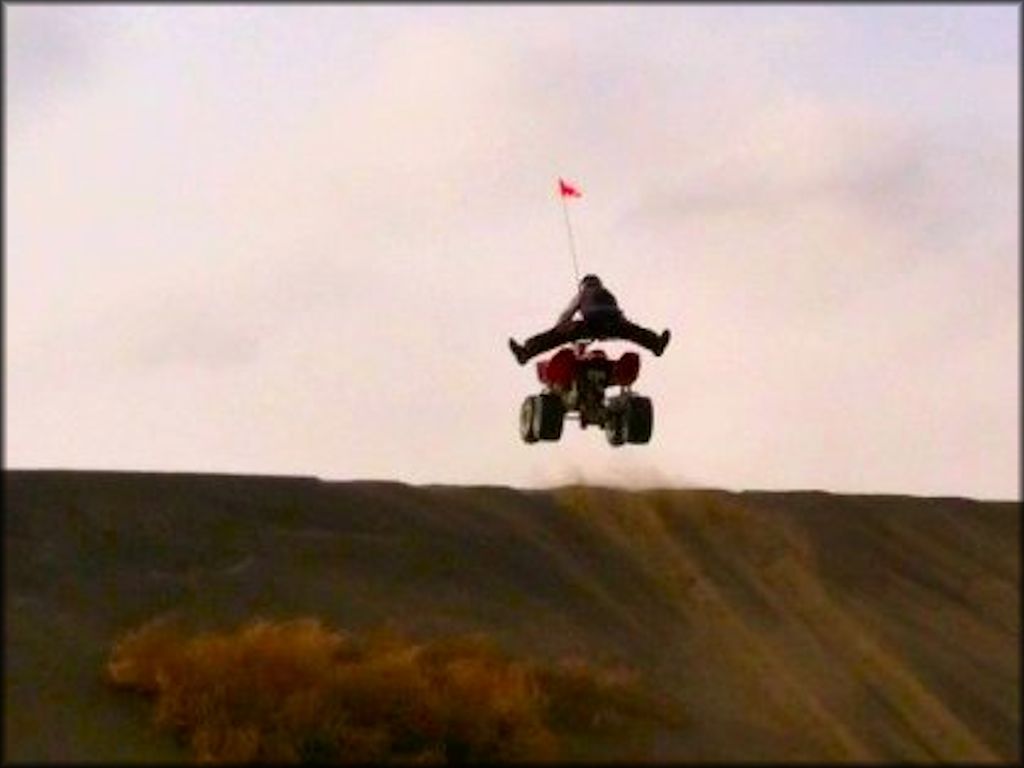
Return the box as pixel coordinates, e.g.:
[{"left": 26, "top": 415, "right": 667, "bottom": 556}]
[{"left": 508, "top": 274, "right": 671, "bottom": 365}]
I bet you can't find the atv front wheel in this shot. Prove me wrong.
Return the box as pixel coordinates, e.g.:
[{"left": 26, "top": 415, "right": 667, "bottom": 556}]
[
  {"left": 604, "top": 411, "right": 626, "bottom": 447},
  {"left": 519, "top": 396, "right": 540, "bottom": 443}
]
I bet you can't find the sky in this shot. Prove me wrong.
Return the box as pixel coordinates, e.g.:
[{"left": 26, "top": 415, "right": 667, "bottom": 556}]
[{"left": 5, "top": 4, "right": 1020, "bottom": 500}]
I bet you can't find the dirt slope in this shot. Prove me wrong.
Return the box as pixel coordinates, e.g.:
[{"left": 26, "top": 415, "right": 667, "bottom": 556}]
[{"left": 4, "top": 470, "right": 1019, "bottom": 762}]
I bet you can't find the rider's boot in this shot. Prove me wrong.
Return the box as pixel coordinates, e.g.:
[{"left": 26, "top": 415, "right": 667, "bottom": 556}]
[
  {"left": 508, "top": 338, "right": 529, "bottom": 366},
  {"left": 654, "top": 330, "right": 671, "bottom": 356}
]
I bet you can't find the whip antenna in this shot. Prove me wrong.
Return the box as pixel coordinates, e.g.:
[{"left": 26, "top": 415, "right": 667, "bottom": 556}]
[{"left": 557, "top": 177, "right": 583, "bottom": 285}]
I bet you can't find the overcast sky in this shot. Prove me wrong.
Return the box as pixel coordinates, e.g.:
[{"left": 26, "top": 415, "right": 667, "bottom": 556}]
[{"left": 5, "top": 4, "right": 1019, "bottom": 499}]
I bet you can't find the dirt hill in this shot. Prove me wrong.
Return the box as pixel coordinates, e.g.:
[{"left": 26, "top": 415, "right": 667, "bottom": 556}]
[{"left": 4, "top": 470, "right": 1019, "bottom": 762}]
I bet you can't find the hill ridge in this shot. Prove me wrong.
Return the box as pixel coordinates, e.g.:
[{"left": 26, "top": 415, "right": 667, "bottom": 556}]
[{"left": 4, "top": 470, "right": 1019, "bottom": 762}]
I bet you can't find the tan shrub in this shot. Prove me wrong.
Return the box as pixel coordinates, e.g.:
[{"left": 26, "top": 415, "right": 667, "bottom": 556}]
[{"left": 106, "top": 617, "right": 675, "bottom": 763}]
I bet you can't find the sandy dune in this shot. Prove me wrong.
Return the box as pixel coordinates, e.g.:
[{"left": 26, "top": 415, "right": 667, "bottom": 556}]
[{"left": 4, "top": 470, "right": 1019, "bottom": 762}]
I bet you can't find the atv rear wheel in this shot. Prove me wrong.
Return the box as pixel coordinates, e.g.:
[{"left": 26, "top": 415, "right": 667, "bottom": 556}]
[
  {"left": 624, "top": 395, "right": 653, "bottom": 444},
  {"left": 520, "top": 393, "right": 564, "bottom": 442},
  {"left": 535, "top": 393, "right": 565, "bottom": 441}
]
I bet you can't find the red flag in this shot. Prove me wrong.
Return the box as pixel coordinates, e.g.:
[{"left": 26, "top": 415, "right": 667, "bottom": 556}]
[{"left": 558, "top": 178, "right": 582, "bottom": 198}]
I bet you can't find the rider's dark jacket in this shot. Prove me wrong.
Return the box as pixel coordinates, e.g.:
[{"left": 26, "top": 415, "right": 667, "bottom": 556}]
[{"left": 557, "top": 283, "right": 623, "bottom": 326}]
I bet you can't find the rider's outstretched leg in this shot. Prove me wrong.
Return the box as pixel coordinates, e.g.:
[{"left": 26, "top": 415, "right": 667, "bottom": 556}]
[
  {"left": 617, "top": 319, "right": 671, "bottom": 356},
  {"left": 512, "top": 320, "right": 585, "bottom": 364}
]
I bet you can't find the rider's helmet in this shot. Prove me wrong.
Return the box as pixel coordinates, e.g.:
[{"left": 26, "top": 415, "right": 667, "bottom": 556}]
[{"left": 580, "top": 274, "right": 602, "bottom": 288}]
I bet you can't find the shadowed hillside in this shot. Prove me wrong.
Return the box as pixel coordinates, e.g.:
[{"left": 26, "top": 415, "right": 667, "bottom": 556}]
[{"left": 4, "top": 470, "right": 1020, "bottom": 762}]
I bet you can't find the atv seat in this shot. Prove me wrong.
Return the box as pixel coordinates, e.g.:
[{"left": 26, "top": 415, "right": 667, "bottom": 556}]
[{"left": 537, "top": 345, "right": 640, "bottom": 389}]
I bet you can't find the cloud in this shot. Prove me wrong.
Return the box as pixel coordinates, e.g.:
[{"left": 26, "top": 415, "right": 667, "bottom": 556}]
[
  {"left": 5, "top": 6, "right": 102, "bottom": 109},
  {"left": 5, "top": 6, "right": 1018, "bottom": 497}
]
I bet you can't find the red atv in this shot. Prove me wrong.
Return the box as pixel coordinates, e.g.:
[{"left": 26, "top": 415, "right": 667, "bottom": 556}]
[{"left": 519, "top": 341, "right": 653, "bottom": 446}]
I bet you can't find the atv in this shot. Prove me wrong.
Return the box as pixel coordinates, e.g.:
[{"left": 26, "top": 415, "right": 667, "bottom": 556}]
[{"left": 518, "top": 340, "right": 653, "bottom": 446}]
